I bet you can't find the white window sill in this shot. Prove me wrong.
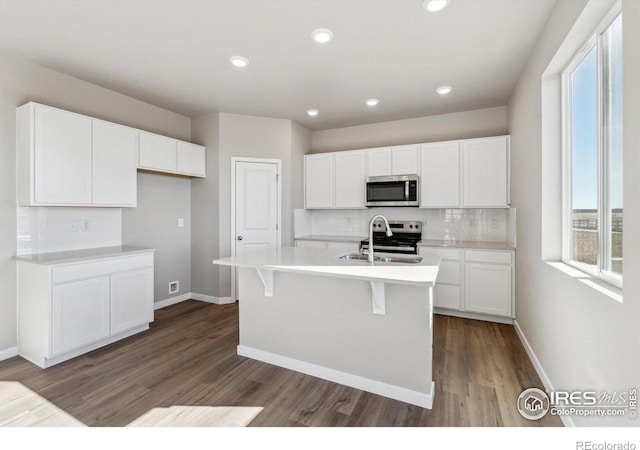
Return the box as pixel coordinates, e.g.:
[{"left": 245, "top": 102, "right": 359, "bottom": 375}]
[{"left": 544, "top": 261, "right": 623, "bottom": 303}]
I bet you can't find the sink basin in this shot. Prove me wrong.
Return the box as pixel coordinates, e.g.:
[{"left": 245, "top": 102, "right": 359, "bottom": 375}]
[{"left": 338, "top": 253, "right": 423, "bottom": 264}]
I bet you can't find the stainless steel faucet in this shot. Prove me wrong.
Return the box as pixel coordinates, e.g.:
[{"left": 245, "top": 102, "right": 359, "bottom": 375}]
[{"left": 368, "top": 214, "right": 393, "bottom": 263}]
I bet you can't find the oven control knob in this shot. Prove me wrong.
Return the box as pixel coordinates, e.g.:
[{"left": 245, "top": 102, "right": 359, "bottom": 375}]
[{"left": 409, "top": 225, "right": 413, "bottom": 229}]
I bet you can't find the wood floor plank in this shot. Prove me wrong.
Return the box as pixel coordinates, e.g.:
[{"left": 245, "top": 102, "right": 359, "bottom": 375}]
[{"left": 0, "top": 301, "right": 563, "bottom": 427}]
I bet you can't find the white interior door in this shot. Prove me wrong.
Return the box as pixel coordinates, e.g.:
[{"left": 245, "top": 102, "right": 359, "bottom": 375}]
[{"left": 234, "top": 159, "right": 280, "bottom": 260}]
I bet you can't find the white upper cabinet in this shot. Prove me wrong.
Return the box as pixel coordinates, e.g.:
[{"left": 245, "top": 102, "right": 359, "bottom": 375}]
[
  {"left": 304, "top": 153, "right": 334, "bottom": 209},
  {"left": 92, "top": 119, "right": 138, "bottom": 207},
  {"left": 139, "top": 131, "right": 177, "bottom": 173},
  {"left": 366, "top": 147, "right": 392, "bottom": 177},
  {"left": 17, "top": 102, "right": 206, "bottom": 208},
  {"left": 390, "top": 144, "right": 420, "bottom": 175},
  {"left": 334, "top": 150, "right": 366, "bottom": 208},
  {"left": 420, "top": 141, "right": 461, "bottom": 208},
  {"left": 177, "top": 141, "right": 206, "bottom": 177},
  {"left": 138, "top": 132, "right": 206, "bottom": 178},
  {"left": 23, "top": 104, "right": 93, "bottom": 205},
  {"left": 461, "top": 136, "right": 510, "bottom": 207}
]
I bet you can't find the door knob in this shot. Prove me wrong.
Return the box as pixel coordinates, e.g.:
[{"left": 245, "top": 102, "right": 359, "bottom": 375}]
[{"left": 237, "top": 236, "right": 243, "bottom": 240}]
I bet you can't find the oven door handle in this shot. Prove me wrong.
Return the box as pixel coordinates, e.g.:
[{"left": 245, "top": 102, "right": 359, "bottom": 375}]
[{"left": 405, "top": 181, "right": 409, "bottom": 200}]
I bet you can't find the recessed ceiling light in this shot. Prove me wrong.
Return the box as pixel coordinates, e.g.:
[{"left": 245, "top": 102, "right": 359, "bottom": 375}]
[
  {"left": 307, "top": 109, "right": 319, "bottom": 117},
  {"left": 229, "top": 56, "right": 249, "bottom": 68},
  {"left": 311, "top": 28, "right": 334, "bottom": 44},
  {"left": 436, "top": 85, "right": 453, "bottom": 95},
  {"left": 365, "top": 98, "right": 380, "bottom": 107},
  {"left": 423, "top": 0, "right": 450, "bottom": 12}
]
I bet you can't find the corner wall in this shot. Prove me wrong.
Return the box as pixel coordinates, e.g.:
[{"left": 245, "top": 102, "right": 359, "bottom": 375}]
[{"left": 507, "top": 0, "right": 640, "bottom": 426}]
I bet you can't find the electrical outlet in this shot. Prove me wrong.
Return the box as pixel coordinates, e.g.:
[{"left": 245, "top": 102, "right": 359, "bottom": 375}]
[
  {"left": 467, "top": 219, "right": 475, "bottom": 228},
  {"left": 178, "top": 218, "right": 184, "bottom": 228},
  {"left": 71, "top": 220, "right": 78, "bottom": 232},
  {"left": 491, "top": 219, "right": 498, "bottom": 229},
  {"left": 80, "top": 220, "right": 91, "bottom": 232},
  {"left": 422, "top": 219, "right": 428, "bottom": 228}
]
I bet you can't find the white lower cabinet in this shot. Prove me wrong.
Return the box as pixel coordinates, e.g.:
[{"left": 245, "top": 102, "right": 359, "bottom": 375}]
[
  {"left": 52, "top": 277, "right": 111, "bottom": 356},
  {"left": 17, "top": 251, "right": 155, "bottom": 368},
  {"left": 464, "top": 262, "right": 512, "bottom": 317},
  {"left": 110, "top": 269, "right": 154, "bottom": 335},
  {"left": 419, "top": 246, "right": 514, "bottom": 321}
]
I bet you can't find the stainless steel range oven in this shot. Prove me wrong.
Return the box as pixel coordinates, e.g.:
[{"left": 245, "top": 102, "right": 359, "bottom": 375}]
[{"left": 360, "top": 220, "right": 422, "bottom": 255}]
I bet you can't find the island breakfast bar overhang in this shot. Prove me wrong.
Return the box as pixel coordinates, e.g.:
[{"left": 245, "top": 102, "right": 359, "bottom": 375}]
[{"left": 214, "top": 246, "right": 439, "bottom": 409}]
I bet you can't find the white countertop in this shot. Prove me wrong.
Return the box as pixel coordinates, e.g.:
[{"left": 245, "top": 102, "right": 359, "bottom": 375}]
[
  {"left": 214, "top": 246, "right": 438, "bottom": 287},
  {"left": 294, "top": 235, "right": 365, "bottom": 243},
  {"left": 14, "top": 246, "right": 155, "bottom": 265},
  {"left": 418, "top": 240, "right": 515, "bottom": 250}
]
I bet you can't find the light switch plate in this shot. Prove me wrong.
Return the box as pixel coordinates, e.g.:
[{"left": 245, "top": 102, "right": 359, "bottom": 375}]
[{"left": 178, "top": 218, "right": 184, "bottom": 228}]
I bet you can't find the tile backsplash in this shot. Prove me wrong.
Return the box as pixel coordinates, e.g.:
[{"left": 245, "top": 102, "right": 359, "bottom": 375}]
[
  {"left": 295, "top": 207, "right": 516, "bottom": 245},
  {"left": 17, "top": 207, "right": 122, "bottom": 255}
]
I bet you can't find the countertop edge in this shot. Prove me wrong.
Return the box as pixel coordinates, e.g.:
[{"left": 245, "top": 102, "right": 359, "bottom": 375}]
[
  {"left": 14, "top": 247, "right": 156, "bottom": 266},
  {"left": 213, "top": 259, "right": 437, "bottom": 287}
]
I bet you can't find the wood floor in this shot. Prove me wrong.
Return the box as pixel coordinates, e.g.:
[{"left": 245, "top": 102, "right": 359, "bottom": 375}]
[{"left": 0, "top": 301, "right": 562, "bottom": 427}]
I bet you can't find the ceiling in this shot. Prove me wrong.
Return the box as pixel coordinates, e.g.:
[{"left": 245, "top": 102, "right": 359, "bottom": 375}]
[{"left": 0, "top": 0, "right": 557, "bottom": 131}]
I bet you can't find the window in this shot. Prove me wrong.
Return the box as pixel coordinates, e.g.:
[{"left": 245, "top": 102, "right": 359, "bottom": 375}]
[{"left": 562, "top": 4, "right": 623, "bottom": 287}]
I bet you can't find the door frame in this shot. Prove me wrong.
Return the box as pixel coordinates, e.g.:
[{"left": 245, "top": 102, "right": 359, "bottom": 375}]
[{"left": 230, "top": 157, "right": 282, "bottom": 301}]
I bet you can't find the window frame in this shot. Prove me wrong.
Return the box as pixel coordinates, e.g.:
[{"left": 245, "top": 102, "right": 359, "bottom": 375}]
[{"left": 561, "top": 2, "right": 622, "bottom": 289}]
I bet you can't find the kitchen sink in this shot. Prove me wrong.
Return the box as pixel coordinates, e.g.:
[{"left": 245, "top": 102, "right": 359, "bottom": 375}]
[{"left": 338, "top": 253, "right": 423, "bottom": 264}]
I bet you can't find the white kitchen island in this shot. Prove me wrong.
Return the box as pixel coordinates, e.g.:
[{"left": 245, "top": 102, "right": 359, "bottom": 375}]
[{"left": 213, "top": 246, "right": 439, "bottom": 408}]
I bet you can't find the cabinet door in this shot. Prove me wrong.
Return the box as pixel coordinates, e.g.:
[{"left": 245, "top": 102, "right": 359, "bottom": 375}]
[
  {"left": 304, "top": 154, "right": 334, "bottom": 208},
  {"left": 391, "top": 145, "right": 419, "bottom": 175},
  {"left": 177, "top": 141, "right": 206, "bottom": 177},
  {"left": 461, "top": 136, "right": 509, "bottom": 207},
  {"left": 295, "top": 240, "right": 327, "bottom": 249},
  {"left": 334, "top": 150, "right": 366, "bottom": 208},
  {"left": 51, "top": 277, "right": 110, "bottom": 356},
  {"left": 92, "top": 120, "right": 138, "bottom": 206},
  {"left": 464, "top": 262, "right": 512, "bottom": 317},
  {"left": 34, "top": 105, "right": 92, "bottom": 204},
  {"left": 139, "top": 131, "right": 177, "bottom": 172},
  {"left": 434, "top": 284, "right": 461, "bottom": 310},
  {"left": 366, "top": 148, "right": 392, "bottom": 176},
  {"left": 110, "top": 268, "right": 154, "bottom": 334},
  {"left": 420, "top": 141, "right": 461, "bottom": 207}
]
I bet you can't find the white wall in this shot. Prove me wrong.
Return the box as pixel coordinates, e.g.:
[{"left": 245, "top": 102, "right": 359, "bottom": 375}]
[
  {"left": 0, "top": 54, "right": 191, "bottom": 351},
  {"left": 508, "top": 0, "right": 640, "bottom": 426},
  {"left": 191, "top": 113, "right": 311, "bottom": 299},
  {"left": 122, "top": 173, "right": 192, "bottom": 303},
  {"left": 190, "top": 113, "right": 221, "bottom": 300},
  {"left": 311, "top": 106, "right": 507, "bottom": 153}
]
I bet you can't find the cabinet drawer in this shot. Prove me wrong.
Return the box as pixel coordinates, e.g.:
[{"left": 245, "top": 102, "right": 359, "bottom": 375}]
[
  {"left": 419, "top": 247, "right": 461, "bottom": 262},
  {"left": 433, "top": 284, "right": 461, "bottom": 310},
  {"left": 464, "top": 250, "right": 512, "bottom": 265},
  {"left": 52, "top": 253, "right": 154, "bottom": 285}
]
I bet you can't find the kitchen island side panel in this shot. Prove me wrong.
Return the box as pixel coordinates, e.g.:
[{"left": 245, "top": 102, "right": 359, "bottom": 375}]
[{"left": 237, "top": 267, "right": 433, "bottom": 395}]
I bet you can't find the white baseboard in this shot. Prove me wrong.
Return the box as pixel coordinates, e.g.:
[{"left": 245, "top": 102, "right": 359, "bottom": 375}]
[
  {"left": 0, "top": 346, "right": 18, "bottom": 362},
  {"left": 154, "top": 292, "right": 236, "bottom": 310},
  {"left": 191, "top": 293, "right": 235, "bottom": 305},
  {"left": 237, "top": 344, "right": 435, "bottom": 409},
  {"left": 154, "top": 293, "right": 192, "bottom": 310},
  {"left": 513, "top": 320, "right": 575, "bottom": 427}
]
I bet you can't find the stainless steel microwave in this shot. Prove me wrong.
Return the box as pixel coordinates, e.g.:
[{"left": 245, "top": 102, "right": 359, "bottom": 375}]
[{"left": 366, "top": 175, "right": 419, "bottom": 207}]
